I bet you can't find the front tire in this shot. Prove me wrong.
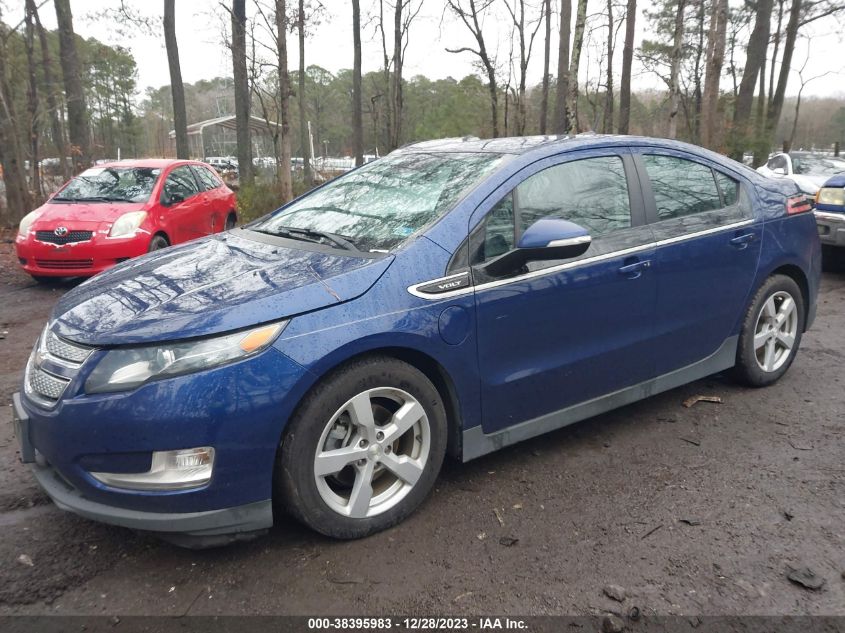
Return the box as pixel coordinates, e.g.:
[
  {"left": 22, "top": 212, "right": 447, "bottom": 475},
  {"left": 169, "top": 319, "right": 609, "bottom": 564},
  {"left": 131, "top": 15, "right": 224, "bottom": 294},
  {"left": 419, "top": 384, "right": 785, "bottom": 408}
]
[
  {"left": 733, "top": 274, "right": 804, "bottom": 387},
  {"left": 276, "top": 357, "right": 447, "bottom": 539},
  {"left": 148, "top": 234, "right": 169, "bottom": 252}
]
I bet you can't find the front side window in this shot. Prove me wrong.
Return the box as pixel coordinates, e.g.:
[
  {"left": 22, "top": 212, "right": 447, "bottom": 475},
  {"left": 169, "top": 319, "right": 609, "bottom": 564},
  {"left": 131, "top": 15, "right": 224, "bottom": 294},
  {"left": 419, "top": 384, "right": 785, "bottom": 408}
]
[
  {"left": 252, "top": 151, "right": 505, "bottom": 252},
  {"left": 643, "top": 155, "right": 722, "bottom": 220},
  {"left": 194, "top": 165, "right": 222, "bottom": 191},
  {"left": 163, "top": 166, "right": 201, "bottom": 203},
  {"left": 474, "top": 156, "right": 631, "bottom": 264},
  {"left": 53, "top": 167, "right": 161, "bottom": 203}
]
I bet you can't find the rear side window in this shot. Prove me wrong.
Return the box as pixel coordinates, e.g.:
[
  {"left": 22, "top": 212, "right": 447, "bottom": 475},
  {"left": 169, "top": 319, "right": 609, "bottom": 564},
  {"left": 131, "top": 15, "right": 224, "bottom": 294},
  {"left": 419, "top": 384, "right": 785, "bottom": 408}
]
[{"left": 642, "top": 155, "right": 721, "bottom": 220}]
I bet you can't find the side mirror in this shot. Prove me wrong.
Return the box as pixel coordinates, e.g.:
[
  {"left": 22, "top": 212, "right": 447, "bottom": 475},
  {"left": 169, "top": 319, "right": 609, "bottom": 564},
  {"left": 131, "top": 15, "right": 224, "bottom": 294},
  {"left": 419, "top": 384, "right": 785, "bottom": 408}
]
[
  {"left": 165, "top": 191, "right": 185, "bottom": 206},
  {"left": 772, "top": 167, "right": 786, "bottom": 176},
  {"left": 483, "top": 218, "right": 591, "bottom": 277}
]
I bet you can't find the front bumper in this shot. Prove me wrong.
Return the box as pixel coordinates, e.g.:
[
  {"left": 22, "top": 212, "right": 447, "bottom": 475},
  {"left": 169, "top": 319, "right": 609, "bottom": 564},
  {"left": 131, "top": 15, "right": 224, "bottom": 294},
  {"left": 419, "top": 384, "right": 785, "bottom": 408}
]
[
  {"left": 13, "top": 344, "right": 314, "bottom": 535},
  {"left": 14, "top": 232, "right": 150, "bottom": 277},
  {"left": 814, "top": 210, "right": 845, "bottom": 247}
]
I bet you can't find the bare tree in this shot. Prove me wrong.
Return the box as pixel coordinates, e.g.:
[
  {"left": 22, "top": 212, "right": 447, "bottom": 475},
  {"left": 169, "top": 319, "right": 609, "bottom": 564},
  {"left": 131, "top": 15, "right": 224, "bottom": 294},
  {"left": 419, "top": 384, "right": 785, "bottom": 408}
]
[
  {"left": 602, "top": 0, "right": 614, "bottom": 133},
  {"left": 700, "top": 0, "right": 728, "bottom": 148},
  {"left": 617, "top": 0, "right": 635, "bottom": 134},
  {"left": 390, "top": 1, "right": 424, "bottom": 149},
  {"left": 787, "top": 43, "right": 833, "bottom": 151},
  {"left": 54, "top": 0, "right": 92, "bottom": 171},
  {"left": 445, "top": 0, "right": 500, "bottom": 137},
  {"left": 553, "top": 0, "right": 572, "bottom": 134},
  {"left": 566, "top": 0, "right": 588, "bottom": 133},
  {"left": 730, "top": 0, "right": 772, "bottom": 160},
  {"left": 276, "top": 0, "right": 294, "bottom": 197},
  {"left": 298, "top": 0, "right": 312, "bottom": 184},
  {"left": 232, "top": 0, "right": 253, "bottom": 183},
  {"left": 352, "top": 0, "right": 364, "bottom": 164},
  {"left": 539, "top": 0, "right": 551, "bottom": 134},
  {"left": 667, "top": 0, "right": 686, "bottom": 139},
  {"left": 23, "top": 0, "right": 42, "bottom": 200},
  {"left": 163, "top": 0, "right": 189, "bottom": 158},
  {"left": 504, "top": 0, "right": 543, "bottom": 135},
  {"left": 30, "top": 0, "right": 69, "bottom": 180}
]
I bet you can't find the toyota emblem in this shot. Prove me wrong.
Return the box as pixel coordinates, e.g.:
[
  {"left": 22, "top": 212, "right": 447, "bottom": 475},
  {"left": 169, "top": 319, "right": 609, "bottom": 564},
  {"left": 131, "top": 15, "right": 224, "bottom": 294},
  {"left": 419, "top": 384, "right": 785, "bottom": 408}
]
[{"left": 54, "top": 226, "right": 69, "bottom": 237}]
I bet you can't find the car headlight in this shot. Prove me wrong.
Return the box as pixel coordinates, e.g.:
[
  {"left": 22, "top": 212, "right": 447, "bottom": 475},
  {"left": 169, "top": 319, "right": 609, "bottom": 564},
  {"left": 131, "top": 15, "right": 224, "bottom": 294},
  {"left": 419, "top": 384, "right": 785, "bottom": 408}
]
[
  {"left": 85, "top": 321, "right": 287, "bottom": 394},
  {"left": 817, "top": 187, "right": 845, "bottom": 207},
  {"left": 18, "top": 211, "right": 39, "bottom": 237},
  {"left": 109, "top": 211, "right": 148, "bottom": 237}
]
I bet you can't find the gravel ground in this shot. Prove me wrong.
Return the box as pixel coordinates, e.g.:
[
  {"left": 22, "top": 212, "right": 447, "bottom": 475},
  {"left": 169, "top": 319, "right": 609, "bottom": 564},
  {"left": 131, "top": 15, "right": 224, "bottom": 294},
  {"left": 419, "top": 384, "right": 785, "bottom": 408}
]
[{"left": 0, "top": 232, "right": 843, "bottom": 616}]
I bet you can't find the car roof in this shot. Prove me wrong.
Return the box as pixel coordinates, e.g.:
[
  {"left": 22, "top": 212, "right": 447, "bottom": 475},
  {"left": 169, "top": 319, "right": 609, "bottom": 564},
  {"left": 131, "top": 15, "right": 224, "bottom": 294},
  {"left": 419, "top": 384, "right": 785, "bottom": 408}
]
[{"left": 88, "top": 158, "right": 197, "bottom": 170}]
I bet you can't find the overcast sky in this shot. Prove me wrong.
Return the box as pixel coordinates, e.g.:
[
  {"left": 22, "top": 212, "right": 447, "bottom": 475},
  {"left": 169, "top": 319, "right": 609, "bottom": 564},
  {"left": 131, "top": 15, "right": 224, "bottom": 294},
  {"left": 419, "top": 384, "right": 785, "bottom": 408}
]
[{"left": 10, "top": 0, "right": 845, "bottom": 101}]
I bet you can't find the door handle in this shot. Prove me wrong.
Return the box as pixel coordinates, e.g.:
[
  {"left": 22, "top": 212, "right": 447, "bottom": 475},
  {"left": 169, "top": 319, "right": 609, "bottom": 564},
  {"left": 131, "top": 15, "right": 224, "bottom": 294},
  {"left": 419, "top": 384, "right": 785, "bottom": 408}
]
[
  {"left": 729, "top": 232, "right": 756, "bottom": 249},
  {"left": 618, "top": 259, "right": 650, "bottom": 279}
]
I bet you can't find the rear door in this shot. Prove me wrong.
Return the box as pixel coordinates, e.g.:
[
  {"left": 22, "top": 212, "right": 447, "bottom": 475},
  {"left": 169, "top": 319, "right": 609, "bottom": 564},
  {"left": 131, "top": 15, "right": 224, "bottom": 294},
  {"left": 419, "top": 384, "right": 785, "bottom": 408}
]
[
  {"left": 191, "top": 165, "right": 226, "bottom": 233},
  {"left": 471, "top": 150, "right": 659, "bottom": 434},
  {"left": 635, "top": 150, "right": 762, "bottom": 375}
]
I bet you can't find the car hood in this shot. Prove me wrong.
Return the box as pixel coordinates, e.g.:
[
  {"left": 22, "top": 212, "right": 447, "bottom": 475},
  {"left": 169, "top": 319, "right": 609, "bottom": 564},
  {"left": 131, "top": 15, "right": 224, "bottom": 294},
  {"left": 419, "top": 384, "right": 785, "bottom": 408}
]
[
  {"left": 791, "top": 174, "right": 829, "bottom": 193},
  {"left": 31, "top": 200, "right": 147, "bottom": 229},
  {"left": 823, "top": 174, "right": 845, "bottom": 188},
  {"left": 51, "top": 229, "right": 394, "bottom": 346}
]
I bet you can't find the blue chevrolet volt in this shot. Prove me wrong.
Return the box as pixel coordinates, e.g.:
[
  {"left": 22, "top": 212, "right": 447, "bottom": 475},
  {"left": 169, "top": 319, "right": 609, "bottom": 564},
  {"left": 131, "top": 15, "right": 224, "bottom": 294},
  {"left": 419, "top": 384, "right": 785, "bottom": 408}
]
[{"left": 14, "top": 135, "right": 821, "bottom": 546}]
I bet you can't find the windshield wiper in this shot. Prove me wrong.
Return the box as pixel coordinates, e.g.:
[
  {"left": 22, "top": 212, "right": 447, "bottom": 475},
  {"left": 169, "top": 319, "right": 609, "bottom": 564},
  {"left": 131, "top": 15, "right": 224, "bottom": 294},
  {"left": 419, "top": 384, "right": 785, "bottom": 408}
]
[{"left": 258, "top": 225, "right": 360, "bottom": 252}]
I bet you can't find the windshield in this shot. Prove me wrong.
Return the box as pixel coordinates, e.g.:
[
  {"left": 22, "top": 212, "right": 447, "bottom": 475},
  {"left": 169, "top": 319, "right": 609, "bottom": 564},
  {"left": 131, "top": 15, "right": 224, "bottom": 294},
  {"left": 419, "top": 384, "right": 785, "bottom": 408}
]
[
  {"left": 54, "top": 166, "right": 161, "bottom": 203},
  {"left": 251, "top": 151, "right": 505, "bottom": 251},
  {"left": 792, "top": 155, "right": 845, "bottom": 177}
]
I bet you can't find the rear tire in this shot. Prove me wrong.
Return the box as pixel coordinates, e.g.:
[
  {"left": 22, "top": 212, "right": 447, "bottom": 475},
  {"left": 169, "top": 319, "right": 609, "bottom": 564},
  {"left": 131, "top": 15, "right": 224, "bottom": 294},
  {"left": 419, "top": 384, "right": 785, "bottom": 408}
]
[
  {"left": 821, "top": 245, "right": 845, "bottom": 273},
  {"left": 224, "top": 213, "right": 237, "bottom": 230},
  {"left": 276, "top": 357, "right": 447, "bottom": 539},
  {"left": 31, "top": 275, "right": 57, "bottom": 284},
  {"left": 148, "top": 234, "right": 169, "bottom": 252},
  {"left": 733, "top": 274, "right": 804, "bottom": 387}
]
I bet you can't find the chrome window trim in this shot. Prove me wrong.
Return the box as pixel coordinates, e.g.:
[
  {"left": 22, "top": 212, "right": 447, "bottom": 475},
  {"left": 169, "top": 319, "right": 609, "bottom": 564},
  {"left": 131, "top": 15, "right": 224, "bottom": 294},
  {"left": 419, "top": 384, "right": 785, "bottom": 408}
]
[{"left": 407, "top": 219, "right": 754, "bottom": 300}]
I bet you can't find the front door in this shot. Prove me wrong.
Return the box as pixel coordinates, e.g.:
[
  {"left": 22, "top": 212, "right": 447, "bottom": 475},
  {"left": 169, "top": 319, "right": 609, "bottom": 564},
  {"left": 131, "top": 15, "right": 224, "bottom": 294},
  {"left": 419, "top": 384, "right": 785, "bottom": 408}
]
[{"left": 471, "top": 151, "right": 659, "bottom": 434}]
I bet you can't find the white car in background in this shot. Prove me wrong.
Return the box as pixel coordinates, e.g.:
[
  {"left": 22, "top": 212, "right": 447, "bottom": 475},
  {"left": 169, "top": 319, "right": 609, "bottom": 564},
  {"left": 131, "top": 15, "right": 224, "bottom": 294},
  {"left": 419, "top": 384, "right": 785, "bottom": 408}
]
[{"left": 757, "top": 152, "right": 845, "bottom": 194}]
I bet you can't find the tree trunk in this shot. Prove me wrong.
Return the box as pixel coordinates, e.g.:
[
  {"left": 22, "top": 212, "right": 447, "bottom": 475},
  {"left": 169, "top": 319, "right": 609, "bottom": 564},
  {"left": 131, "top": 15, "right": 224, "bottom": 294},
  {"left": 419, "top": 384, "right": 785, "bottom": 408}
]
[
  {"left": 768, "top": 0, "right": 785, "bottom": 111},
  {"left": 617, "top": 0, "right": 635, "bottom": 134},
  {"left": 378, "top": 0, "right": 392, "bottom": 152},
  {"left": 298, "top": 0, "right": 312, "bottom": 185},
  {"left": 276, "top": 0, "right": 293, "bottom": 200},
  {"left": 752, "top": 59, "right": 767, "bottom": 166},
  {"left": 765, "top": 0, "right": 801, "bottom": 149},
  {"left": 352, "top": 0, "right": 364, "bottom": 165},
  {"left": 603, "top": 0, "right": 613, "bottom": 134},
  {"left": 391, "top": 0, "right": 404, "bottom": 149},
  {"left": 54, "top": 0, "right": 91, "bottom": 171},
  {"left": 232, "top": 0, "right": 253, "bottom": 183},
  {"left": 566, "top": 0, "right": 588, "bottom": 134},
  {"left": 700, "top": 0, "right": 728, "bottom": 148},
  {"left": 540, "top": 0, "right": 551, "bottom": 134},
  {"left": 163, "top": 0, "right": 189, "bottom": 159},
  {"left": 32, "top": 0, "right": 70, "bottom": 181},
  {"left": 667, "top": 0, "right": 686, "bottom": 139},
  {"left": 24, "top": 0, "right": 43, "bottom": 201},
  {"left": 0, "top": 17, "right": 33, "bottom": 227},
  {"left": 553, "top": 0, "right": 572, "bottom": 134},
  {"left": 691, "top": 0, "right": 705, "bottom": 141},
  {"left": 730, "top": 0, "right": 772, "bottom": 160}
]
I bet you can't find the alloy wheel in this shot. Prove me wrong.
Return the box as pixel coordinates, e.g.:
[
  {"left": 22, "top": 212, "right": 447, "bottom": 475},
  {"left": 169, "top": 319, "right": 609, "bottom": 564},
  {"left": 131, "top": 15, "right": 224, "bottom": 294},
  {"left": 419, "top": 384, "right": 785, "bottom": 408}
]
[
  {"left": 313, "top": 387, "right": 431, "bottom": 518},
  {"left": 753, "top": 290, "right": 798, "bottom": 373}
]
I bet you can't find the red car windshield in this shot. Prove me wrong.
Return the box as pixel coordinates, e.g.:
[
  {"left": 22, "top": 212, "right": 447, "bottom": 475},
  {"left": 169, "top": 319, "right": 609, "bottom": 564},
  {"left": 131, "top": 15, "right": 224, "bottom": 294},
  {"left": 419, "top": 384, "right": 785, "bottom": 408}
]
[{"left": 53, "top": 166, "right": 162, "bottom": 203}]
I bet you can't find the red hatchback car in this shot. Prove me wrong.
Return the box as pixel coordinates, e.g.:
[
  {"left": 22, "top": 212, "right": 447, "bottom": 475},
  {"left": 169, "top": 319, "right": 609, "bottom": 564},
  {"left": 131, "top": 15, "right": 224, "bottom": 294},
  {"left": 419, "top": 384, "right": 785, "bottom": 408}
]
[{"left": 15, "top": 159, "right": 237, "bottom": 282}]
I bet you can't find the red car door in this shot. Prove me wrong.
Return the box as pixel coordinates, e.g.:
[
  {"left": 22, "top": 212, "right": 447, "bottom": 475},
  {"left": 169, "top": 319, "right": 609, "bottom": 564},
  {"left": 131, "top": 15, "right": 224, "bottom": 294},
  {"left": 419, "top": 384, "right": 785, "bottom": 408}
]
[
  {"left": 160, "top": 165, "right": 206, "bottom": 243},
  {"left": 192, "top": 164, "right": 229, "bottom": 233}
]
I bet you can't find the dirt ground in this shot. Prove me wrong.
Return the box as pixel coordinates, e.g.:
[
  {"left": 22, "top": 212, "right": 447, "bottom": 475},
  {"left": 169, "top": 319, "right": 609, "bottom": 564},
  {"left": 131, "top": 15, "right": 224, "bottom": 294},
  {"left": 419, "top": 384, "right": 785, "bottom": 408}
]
[{"left": 1, "top": 232, "right": 843, "bottom": 617}]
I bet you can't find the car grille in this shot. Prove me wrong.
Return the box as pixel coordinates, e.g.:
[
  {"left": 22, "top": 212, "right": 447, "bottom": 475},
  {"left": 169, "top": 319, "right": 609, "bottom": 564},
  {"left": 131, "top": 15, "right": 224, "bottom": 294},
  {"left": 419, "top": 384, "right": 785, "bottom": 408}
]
[
  {"left": 27, "top": 365, "right": 70, "bottom": 403},
  {"left": 35, "top": 230, "right": 93, "bottom": 245},
  {"left": 34, "top": 259, "right": 94, "bottom": 269},
  {"left": 45, "top": 330, "right": 94, "bottom": 364},
  {"left": 24, "top": 329, "right": 95, "bottom": 408}
]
